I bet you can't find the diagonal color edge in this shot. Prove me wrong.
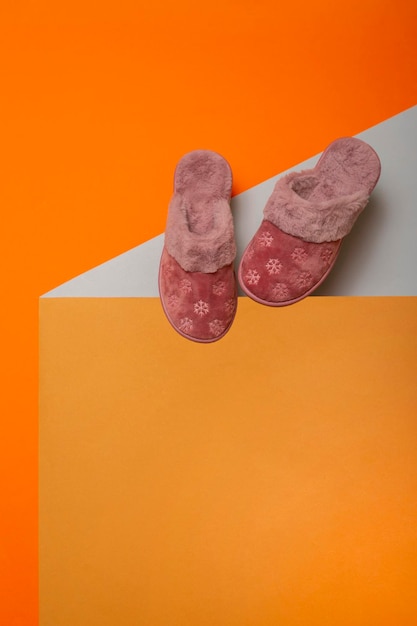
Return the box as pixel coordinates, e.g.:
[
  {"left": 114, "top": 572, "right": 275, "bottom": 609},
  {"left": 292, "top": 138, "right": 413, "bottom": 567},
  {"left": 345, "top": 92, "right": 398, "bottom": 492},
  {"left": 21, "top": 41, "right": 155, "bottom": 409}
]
[{"left": 42, "top": 105, "right": 417, "bottom": 298}]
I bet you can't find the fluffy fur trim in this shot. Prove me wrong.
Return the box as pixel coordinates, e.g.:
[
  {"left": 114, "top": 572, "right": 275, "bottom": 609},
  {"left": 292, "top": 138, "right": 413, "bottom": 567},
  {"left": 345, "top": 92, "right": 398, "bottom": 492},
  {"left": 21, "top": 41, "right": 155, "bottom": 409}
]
[
  {"left": 165, "top": 193, "right": 236, "bottom": 272},
  {"left": 264, "top": 137, "right": 381, "bottom": 243},
  {"left": 264, "top": 171, "right": 370, "bottom": 243},
  {"left": 164, "top": 150, "right": 235, "bottom": 273}
]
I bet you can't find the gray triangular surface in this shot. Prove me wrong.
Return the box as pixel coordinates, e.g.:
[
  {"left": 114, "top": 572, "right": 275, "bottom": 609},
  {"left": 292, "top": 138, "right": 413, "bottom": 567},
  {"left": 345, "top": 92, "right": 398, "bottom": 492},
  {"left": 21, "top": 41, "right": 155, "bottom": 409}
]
[{"left": 43, "top": 105, "right": 417, "bottom": 297}]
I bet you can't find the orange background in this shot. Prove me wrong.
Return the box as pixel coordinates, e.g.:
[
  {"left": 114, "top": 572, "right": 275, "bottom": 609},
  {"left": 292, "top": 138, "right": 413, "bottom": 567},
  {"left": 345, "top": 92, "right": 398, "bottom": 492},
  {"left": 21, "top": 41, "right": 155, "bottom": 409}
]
[{"left": 1, "top": 0, "right": 417, "bottom": 623}]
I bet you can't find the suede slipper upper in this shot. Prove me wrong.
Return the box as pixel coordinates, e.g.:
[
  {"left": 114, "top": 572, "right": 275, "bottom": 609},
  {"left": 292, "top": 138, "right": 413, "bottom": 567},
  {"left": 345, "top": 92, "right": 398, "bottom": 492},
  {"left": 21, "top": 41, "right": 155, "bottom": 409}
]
[
  {"left": 159, "top": 150, "right": 237, "bottom": 342},
  {"left": 238, "top": 137, "right": 381, "bottom": 306}
]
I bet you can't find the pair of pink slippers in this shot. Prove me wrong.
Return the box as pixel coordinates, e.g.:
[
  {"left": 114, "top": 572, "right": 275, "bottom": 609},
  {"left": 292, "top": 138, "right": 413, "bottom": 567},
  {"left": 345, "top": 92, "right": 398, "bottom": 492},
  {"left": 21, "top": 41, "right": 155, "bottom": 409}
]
[{"left": 159, "top": 139, "right": 381, "bottom": 343}]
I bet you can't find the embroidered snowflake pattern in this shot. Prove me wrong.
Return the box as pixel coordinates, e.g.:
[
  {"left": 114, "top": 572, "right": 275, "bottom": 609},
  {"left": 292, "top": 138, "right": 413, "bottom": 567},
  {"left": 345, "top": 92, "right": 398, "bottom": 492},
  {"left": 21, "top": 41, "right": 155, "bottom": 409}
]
[
  {"left": 296, "top": 271, "right": 313, "bottom": 288},
  {"left": 245, "top": 269, "right": 261, "bottom": 285},
  {"left": 212, "top": 280, "right": 226, "bottom": 296},
  {"left": 167, "top": 294, "right": 179, "bottom": 309},
  {"left": 164, "top": 262, "right": 175, "bottom": 275},
  {"left": 272, "top": 283, "right": 289, "bottom": 299},
  {"left": 320, "top": 248, "right": 333, "bottom": 264},
  {"left": 194, "top": 300, "right": 209, "bottom": 316},
  {"left": 258, "top": 231, "right": 274, "bottom": 247},
  {"left": 246, "top": 247, "right": 255, "bottom": 260},
  {"left": 209, "top": 319, "right": 225, "bottom": 337},
  {"left": 179, "top": 278, "right": 192, "bottom": 294},
  {"left": 179, "top": 317, "right": 193, "bottom": 333},
  {"left": 224, "top": 298, "right": 236, "bottom": 315},
  {"left": 265, "top": 258, "right": 282, "bottom": 275},
  {"left": 291, "top": 247, "right": 308, "bottom": 263}
]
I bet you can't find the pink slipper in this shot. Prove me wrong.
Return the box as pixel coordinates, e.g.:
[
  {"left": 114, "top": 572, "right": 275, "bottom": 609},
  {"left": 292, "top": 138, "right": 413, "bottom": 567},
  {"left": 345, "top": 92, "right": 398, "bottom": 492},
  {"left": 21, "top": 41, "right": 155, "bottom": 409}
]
[
  {"left": 238, "top": 137, "right": 381, "bottom": 306},
  {"left": 159, "top": 150, "right": 237, "bottom": 342}
]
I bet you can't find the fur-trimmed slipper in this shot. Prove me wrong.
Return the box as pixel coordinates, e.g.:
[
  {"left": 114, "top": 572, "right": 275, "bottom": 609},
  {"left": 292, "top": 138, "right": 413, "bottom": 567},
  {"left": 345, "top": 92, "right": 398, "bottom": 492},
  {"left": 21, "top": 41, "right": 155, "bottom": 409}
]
[
  {"left": 238, "top": 137, "right": 381, "bottom": 306},
  {"left": 159, "top": 150, "right": 237, "bottom": 342}
]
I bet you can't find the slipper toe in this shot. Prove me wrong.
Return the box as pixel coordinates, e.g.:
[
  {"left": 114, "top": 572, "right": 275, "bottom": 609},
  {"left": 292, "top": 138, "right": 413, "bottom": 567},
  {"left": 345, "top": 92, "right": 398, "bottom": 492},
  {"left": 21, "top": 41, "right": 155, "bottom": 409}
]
[
  {"left": 239, "top": 220, "right": 341, "bottom": 305},
  {"left": 160, "top": 249, "right": 237, "bottom": 342}
]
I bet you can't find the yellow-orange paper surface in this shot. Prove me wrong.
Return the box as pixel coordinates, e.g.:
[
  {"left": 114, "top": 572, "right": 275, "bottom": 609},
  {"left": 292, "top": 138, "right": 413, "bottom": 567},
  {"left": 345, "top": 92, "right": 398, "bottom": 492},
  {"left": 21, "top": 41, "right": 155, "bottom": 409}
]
[{"left": 40, "top": 297, "right": 417, "bottom": 625}]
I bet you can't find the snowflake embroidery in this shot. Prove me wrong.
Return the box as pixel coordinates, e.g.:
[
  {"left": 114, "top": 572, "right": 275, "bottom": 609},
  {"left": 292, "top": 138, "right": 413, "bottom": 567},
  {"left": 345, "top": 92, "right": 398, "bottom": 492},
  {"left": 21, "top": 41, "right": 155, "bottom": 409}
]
[
  {"left": 265, "top": 258, "right": 282, "bottom": 275},
  {"left": 179, "top": 279, "right": 192, "bottom": 294},
  {"left": 272, "top": 283, "right": 289, "bottom": 299},
  {"left": 194, "top": 300, "right": 209, "bottom": 316},
  {"left": 291, "top": 247, "right": 308, "bottom": 263},
  {"left": 164, "top": 262, "right": 175, "bottom": 275},
  {"left": 258, "top": 231, "right": 273, "bottom": 247},
  {"left": 167, "top": 294, "right": 179, "bottom": 309},
  {"left": 245, "top": 269, "right": 260, "bottom": 285},
  {"left": 209, "top": 319, "right": 225, "bottom": 337},
  {"left": 321, "top": 248, "right": 333, "bottom": 264},
  {"left": 246, "top": 247, "right": 255, "bottom": 260},
  {"left": 224, "top": 298, "right": 236, "bottom": 315},
  {"left": 179, "top": 317, "right": 193, "bottom": 333},
  {"left": 296, "top": 271, "right": 313, "bottom": 288},
  {"left": 212, "top": 280, "right": 226, "bottom": 296}
]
